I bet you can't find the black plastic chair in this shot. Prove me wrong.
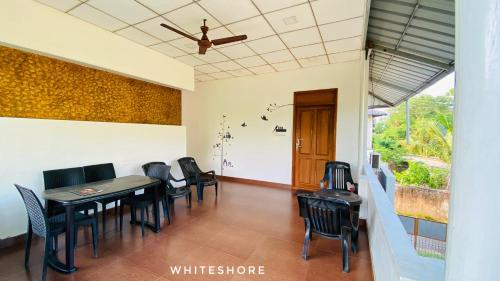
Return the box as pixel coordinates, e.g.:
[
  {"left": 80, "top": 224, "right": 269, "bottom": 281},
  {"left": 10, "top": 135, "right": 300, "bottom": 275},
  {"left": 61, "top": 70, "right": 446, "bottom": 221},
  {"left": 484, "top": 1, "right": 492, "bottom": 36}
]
[
  {"left": 15, "top": 184, "right": 65, "bottom": 281},
  {"left": 143, "top": 163, "right": 191, "bottom": 223},
  {"left": 43, "top": 167, "right": 99, "bottom": 250},
  {"left": 298, "top": 193, "right": 353, "bottom": 272},
  {"left": 118, "top": 164, "right": 164, "bottom": 237},
  {"left": 15, "top": 185, "right": 97, "bottom": 279},
  {"left": 177, "top": 157, "right": 217, "bottom": 201},
  {"left": 83, "top": 163, "right": 125, "bottom": 236},
  {"left": 320, "top": 161, "right": 358, "bottom": 193}
]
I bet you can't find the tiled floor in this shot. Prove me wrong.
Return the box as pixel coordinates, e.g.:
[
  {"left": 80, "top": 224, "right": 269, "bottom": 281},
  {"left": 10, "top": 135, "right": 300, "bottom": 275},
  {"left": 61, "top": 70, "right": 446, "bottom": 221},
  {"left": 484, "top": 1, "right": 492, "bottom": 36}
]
[{"left": 0, "top": 181, "right": 373, "bottom": 281}]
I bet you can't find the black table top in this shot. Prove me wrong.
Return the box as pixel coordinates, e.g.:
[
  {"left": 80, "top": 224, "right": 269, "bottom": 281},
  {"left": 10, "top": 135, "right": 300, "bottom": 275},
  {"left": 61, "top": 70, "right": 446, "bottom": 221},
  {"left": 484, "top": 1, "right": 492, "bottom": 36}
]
[
  {"left": 41, "top": 175, "right": 160, "bottom": 205},
  {"left": 297, "top": 189, "right": 362, "bottom": 207}
]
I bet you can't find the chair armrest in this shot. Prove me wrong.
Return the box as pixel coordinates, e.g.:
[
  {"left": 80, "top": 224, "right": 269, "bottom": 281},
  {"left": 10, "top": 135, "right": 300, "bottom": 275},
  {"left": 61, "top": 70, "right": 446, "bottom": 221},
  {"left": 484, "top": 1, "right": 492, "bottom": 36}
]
[
  {"left": 200, "top": 170, "right": 217, "bottom": 179},
  {"left": 169, "top": 176, "right": 188, "bottom": 187}
]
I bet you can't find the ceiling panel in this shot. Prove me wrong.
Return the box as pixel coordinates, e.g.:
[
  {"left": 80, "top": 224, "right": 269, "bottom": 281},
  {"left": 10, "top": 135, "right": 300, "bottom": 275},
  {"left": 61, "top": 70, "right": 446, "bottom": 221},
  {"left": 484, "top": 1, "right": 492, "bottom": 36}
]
[
  {"left": 226, "top": 16, "right": 275, "bottom": 41},
  {"left": 319, "top": 17, "right": 364, "bottom": 41},
  {"left": 245, "top": 35, "right": 286, "bottom": 54},
  {"left": 165, "top": 3, "right": 220, "bottom": 34},
  {"left": 328, "top": 50, "right": 360, "bottom": 63},
  {"left": 176, "top": 54, "right": 206, "bottom": 66},
  {"left": 264, "top": 4, "right": 316, "bottom": 33},
  {"left": 272, "top": 60, "right": 301, "bottom": 71},
  {"left": 69, "top": 4, "right": 128, "bottom": 32},
  {"left": 150, "top": 42, "right": 187, "bottom": 57},
  {"left": 36, "top": 0, "right": 81, "bottom": 12},
  {"left": 212, "top": 61, "right": 242, "bottom": 71},
  {"left": 261, "top": 49, "right": 295, "bottom": 64},
  {"left": 235, "top": 56, "right": 267, "bottom": 68},
  {"left": 217, "top": 44, "right": 256, "bottom": 59},
  {"left": 195, "top": 49, "right": 229, "bottom": 63},
  {"left": 36, "top": 0, "right": 373, "bottom": 82},
  {"left": 298, "top": 55, "right": 329, "bottom": 67},
  {"left": 199, "top": 0, "right": 260, "bottom": 24},
  {"left": 290, "top": 43, "right": 325, "bottom": 59},
  {"left": 116, "top": 27, "right": 161, "bottom": 45},
  {"left": 87, "top": 0, "right": 156, "bottom": 24},
  {"left": 280, "top": 27, "right": 322, "bottom": 48},
  {"left": 195, "top": 64, "right": 221, "bottom": 74},
  {"left": 211, "top": 72, "right": 234, "bottom": 79},
  {"left": 252, "top": 0, "right": 307, "bottom": 13},
  {"left": 312, "top": 0, "right": 366, "bottom": 25},
  {"left": 135, "top": 17, "right": 182, "bottom": 41},
  {"left": 248, "top": 64, "right": 276, "bottom": 74},
  {"left": 136, "top": 0, "right": 192, "bottom": 14},
  {"left": 324, "top": 36, "right": 362, "bottom": 54}
]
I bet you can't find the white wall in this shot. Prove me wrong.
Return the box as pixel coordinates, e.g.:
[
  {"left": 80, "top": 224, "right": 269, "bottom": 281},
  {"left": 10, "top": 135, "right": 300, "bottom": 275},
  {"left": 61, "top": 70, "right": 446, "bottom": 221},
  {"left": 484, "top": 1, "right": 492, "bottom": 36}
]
[
  {"left": 0, "top": 117, "right": 186, "bottom": 239},
  {"left": 0, "top": 0, "right": 194, "bottom": 91},
  {"left": 183, "top": 57, "right": 366, "bottom": 184}
]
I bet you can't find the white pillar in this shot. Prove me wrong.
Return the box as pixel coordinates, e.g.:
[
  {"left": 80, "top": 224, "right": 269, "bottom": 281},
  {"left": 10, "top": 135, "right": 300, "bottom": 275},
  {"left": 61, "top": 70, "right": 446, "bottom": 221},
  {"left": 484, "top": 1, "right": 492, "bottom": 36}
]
[{"left": 445, "top": 1, "right": 500, "bottom": 280}]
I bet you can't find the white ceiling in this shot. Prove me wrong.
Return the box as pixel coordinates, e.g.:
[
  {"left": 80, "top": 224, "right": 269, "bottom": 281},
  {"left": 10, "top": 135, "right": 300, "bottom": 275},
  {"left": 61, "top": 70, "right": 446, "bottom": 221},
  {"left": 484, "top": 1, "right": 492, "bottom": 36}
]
[{"left": 36, "top": 0, "right": 369, "bottom": 82}]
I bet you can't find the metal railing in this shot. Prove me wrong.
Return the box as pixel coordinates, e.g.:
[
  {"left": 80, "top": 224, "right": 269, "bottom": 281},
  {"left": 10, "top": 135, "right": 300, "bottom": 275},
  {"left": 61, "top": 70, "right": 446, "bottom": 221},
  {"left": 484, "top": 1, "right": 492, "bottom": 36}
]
[{"left": 399, "top": 215, "right": 447, "bottom": 259}]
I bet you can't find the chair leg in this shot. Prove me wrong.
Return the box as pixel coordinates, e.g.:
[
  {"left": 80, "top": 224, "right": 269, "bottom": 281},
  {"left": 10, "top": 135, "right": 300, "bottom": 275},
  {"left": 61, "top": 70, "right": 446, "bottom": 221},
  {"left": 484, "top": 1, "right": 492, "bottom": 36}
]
[
  {"left": 102, "top": 203, "right": 107, "bottom": 238},
  {"left": 114, "top": 200, "right": 118, "bottom": 221},
  {"left": 91, "top": 221, "right": 98, "bottom": 258},
  {"left": 302, "top": 219, "right": 311, "bottom": 260},
  {"left": 24, "top": 223, "right": 32, "bottom": 269},
  {"left": 54, "top": 234, "right": 58, "bottom": 253},
  {"left": 42, "top": 237, "right": 51, "bottom": 281},
  {"left": 351, "top": 229, "right": 359, "bottom": 253},
  {"left": 162, "top": 198, "right": 171, "bottom": 224},
  {"left": 215, "top": 182, "right": 218, "bottom": 197},
  {"left": 197, "top": 184, "right": 204, "bottom": 201},
  {"left": 341, "top": 226, "right": 351, "bottom": 273},
  {"left": 188, "top": 193, "right": 192, "bottom": 208},
  {"left": 140, "top": 207, "right": 145, "bottom": 237},
  {"left": 161, "top": 198, "right": 168, "bottom": 218},
  {"left": 119, "top": 202, "right": 124, "bottom": 232}
]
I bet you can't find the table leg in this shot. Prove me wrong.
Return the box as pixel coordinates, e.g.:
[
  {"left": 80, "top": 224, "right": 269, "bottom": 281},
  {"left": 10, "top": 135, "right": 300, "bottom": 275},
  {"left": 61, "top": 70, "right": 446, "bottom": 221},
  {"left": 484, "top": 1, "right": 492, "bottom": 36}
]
[
  {"left": 48, "top": 205, "right": 77, "bottom": 273},
  {"left": 65, "top": 205, "right": 77, "bottom": 272},
  {"left": 153, "top": 184, "right": 161, "bottom": 233}
]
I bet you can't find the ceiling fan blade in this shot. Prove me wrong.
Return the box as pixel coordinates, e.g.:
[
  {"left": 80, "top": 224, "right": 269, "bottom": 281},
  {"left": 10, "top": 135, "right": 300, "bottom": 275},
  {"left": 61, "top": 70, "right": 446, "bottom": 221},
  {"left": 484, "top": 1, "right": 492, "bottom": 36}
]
[
  {"left": 199, "top": 45, "right": 208, "bottom": 54},
  {"left": 211, "top": 35, "right": 248, "bottom": 46},
  {"left": 160, "top": 23, "right": 199, "bottom": 42}
]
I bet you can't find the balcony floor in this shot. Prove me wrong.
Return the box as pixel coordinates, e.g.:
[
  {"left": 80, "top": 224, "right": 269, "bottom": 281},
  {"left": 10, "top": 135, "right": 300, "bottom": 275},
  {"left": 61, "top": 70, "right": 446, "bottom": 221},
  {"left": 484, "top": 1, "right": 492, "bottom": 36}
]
[{"left": 0, "top": 181, "right": 373, "bottom": 281}]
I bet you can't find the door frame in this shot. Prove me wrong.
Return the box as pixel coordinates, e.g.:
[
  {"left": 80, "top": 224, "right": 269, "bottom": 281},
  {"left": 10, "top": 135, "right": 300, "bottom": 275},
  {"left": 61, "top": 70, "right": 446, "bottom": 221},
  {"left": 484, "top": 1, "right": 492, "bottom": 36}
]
[{"left": 291, "top": 89, "right": 338, "bottom": 188}]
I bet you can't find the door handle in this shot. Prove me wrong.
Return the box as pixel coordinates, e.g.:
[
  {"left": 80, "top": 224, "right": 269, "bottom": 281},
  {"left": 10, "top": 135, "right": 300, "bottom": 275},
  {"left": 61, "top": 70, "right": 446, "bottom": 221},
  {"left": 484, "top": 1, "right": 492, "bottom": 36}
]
[{"left": 296, "top": 138, "right": 302, "bottom": 151}]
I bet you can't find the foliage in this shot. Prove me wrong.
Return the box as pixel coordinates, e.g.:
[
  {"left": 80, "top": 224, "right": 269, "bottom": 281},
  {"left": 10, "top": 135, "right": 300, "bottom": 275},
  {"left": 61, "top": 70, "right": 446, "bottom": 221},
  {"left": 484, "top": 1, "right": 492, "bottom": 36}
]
[
  {"left": 395, "top": 161, "right": 448, "bottom": 189},
  {"left": 373, "top": 89, "right": 454, "bottom": 189}
]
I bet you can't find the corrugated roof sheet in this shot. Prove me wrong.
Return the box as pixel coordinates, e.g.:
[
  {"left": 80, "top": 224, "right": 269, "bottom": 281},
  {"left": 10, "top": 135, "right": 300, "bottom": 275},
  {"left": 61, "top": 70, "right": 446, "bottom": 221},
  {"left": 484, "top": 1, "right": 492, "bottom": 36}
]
[{"left": 367, "top": 0, "right": 455, "bottom": 106}]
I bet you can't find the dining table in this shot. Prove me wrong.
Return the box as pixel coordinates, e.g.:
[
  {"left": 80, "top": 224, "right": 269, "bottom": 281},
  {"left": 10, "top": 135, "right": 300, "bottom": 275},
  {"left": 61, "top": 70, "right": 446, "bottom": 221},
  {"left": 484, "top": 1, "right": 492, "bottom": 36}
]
[{"left": 41, "top": 175, "right": 160, "bottom": 273}]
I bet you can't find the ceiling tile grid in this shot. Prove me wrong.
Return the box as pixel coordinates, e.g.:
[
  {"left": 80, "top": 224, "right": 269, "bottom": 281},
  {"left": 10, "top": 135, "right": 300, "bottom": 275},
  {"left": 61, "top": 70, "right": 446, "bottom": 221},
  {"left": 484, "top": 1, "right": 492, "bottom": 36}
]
[{"left": 36, "top": 0, "right": 369, "bottom": 82}]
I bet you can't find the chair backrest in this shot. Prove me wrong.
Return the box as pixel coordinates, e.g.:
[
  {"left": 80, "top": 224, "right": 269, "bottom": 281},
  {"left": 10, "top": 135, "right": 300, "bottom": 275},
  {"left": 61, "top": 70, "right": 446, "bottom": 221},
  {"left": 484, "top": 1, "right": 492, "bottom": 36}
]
[
  {"left": 323, "top": 161, "right": 354, "bottom": 190},
  {"left": 146, "top": 164, "right": 171, "bottom": 181},
  {"left": 177, "top": 157, "right": 202, "bottom": 180},
  {"left": 83, "top": 163, "right": 116, "bottom": 183},
  {"left": 142, "top": 162, "right": 166, "bottom": 176},
  {"left": 43, "top": 167, "right": 86, "bottom": 189},
  {"left": 15, "top": 184, "right": 48, "bottom": 238},
  {"left": 298, "top": 193, "right": 350, "bottom": 237},
  {"left": 43, "top": 167, "right": 85, "bottom": 216}
]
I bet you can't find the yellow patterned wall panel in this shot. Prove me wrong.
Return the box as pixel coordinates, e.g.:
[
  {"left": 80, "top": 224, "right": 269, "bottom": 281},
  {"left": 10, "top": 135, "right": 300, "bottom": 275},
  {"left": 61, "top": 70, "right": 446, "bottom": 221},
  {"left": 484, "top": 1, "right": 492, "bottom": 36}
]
[{"left": 0, "top": 45, "right": 181, "bottom": 125}]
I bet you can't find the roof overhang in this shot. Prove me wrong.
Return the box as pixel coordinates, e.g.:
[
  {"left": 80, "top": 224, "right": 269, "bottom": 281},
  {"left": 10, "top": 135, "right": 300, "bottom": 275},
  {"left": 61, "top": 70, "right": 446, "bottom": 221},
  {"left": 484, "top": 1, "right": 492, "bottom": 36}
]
[{"left": 366, "top": 0, "right": 455, "bottom": 106}]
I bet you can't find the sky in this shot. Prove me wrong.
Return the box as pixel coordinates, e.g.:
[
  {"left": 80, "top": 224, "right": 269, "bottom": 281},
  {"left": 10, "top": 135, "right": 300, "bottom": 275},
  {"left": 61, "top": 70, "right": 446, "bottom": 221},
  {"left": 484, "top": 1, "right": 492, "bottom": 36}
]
[{"left": 419, "top": 72, "right": 455, "bottom": 97}]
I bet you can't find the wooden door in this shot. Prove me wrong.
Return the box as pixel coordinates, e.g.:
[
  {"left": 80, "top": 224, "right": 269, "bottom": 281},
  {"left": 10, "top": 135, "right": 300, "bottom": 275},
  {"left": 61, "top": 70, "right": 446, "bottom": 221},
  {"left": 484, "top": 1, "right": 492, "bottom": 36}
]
[{"left": 293, "top": 105, "right": 336, "bottom": 189}]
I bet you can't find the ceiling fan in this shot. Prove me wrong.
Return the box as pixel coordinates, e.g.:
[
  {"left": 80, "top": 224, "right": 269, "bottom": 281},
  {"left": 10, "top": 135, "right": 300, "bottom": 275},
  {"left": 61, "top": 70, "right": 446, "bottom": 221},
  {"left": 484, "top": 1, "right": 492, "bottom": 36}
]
[{"left": 160, "top": 19, "right": 248, "bottom": 54}]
